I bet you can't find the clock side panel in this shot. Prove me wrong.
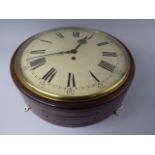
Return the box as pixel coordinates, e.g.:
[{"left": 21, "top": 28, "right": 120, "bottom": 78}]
[{"left": 21, "top": 92, "right": 125, "bottom": 127}]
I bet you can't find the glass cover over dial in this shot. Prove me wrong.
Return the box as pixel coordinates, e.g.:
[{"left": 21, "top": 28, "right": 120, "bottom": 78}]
[{"left": 14, "top": 27, "right": 131, "bottom": 101}]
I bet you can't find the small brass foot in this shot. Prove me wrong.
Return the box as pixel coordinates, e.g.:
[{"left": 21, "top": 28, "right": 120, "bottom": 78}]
[{"left": 24, "top": 106, "right": 31, "bottom": 112}]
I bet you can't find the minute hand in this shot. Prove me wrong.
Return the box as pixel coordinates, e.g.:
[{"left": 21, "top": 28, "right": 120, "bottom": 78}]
[{"left": 28, "top": 50, "right": 71, "bottom": 60}]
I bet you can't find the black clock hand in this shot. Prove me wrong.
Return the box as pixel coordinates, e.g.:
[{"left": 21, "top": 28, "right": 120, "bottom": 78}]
[
  {"left": 76, "top": 36, "right": 88, "bottom": 47},
  {"left": 28, "top": 50, "right": 71, "bottom": 60},
  {"left": 71, "top": 36, "right": 88, "bottom": 54}
]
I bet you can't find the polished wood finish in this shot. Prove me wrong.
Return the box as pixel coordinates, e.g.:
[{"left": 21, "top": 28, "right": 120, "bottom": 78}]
[{"left": 10, "top": 35, "right": 135, "bottom": 127}]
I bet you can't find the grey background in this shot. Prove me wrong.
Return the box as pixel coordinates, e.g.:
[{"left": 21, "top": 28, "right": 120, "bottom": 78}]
[{"left": 0, "top": 19, "right": 155, "bottom": 134}]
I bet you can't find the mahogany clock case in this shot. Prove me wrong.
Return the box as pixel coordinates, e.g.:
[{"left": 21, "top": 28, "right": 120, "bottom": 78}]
[{"left": 10, "top": 30, "right": 135, "bottom": 127}]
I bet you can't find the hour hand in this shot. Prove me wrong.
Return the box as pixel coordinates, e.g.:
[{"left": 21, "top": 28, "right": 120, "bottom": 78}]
[
  {"left": 77, "top": 36, "right": 88, "bottom": 44},
  {"left": 71, "top": 36, "right": 88, "bottom": 53}
]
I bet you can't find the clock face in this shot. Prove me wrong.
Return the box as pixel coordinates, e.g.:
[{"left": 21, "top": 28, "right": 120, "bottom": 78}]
[{"left": 14, "top": 27, "right": 131, "bottom": 101}]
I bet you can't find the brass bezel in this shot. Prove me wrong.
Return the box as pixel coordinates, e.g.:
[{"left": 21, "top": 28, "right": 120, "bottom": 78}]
[{"left": 13, "top": 27, "right": 132, "bottom": 102}]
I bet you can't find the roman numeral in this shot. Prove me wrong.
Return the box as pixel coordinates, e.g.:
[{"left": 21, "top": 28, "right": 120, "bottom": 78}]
[
  {"left": 73, "top": 31, "right": 80, "bottom": 37},
  {"left": 87, "top": 34, "right": 94, "bottom": 40},
  {"left": 56, "top": 32, "right": 64, "bottom": 39},
  {"left": 40, "top": 39, "right": 53, "bottom": 44},
  {"left": 102, "top": 51, "right": 117, "bottom": 57},
  {"left": 67, "top": 73, "right": 76, "bottom": 87},
  {"left": 97, "top": 42, "right": 109, "bottom": 46},
  {"left": 30, "top": 50, "right": 46, "bottom": 54},
  {"left": 89, "top": 71, "right": 100, "bottom": 82},
  {"left": 42, "top": 67, "right": 57, "bottom": 82},
  {"left": 30, "top": 57, "right": 46, "bottom": 70},
  {"left": 98, "top": 60, "right": 115, "bottom": 72}
]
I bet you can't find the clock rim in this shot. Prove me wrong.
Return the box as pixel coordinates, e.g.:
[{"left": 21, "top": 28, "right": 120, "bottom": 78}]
[{"left": 10, "top": 27, "right": 135, "bottom": 109}]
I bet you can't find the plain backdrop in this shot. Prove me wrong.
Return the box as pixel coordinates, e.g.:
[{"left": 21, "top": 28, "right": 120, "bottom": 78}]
[{"left": 0, "top": 19, "right": 155, "bottom": 134}]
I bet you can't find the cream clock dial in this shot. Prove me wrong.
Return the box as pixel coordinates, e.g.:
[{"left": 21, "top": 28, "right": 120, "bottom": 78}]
[{"left": 15, "top": 27, "right": 130, "bottom": 101}]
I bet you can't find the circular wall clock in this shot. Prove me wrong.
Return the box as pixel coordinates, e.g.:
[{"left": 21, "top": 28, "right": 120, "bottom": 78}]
[{"left": 10, "top": 27, "right": 135, "bottom": 127}]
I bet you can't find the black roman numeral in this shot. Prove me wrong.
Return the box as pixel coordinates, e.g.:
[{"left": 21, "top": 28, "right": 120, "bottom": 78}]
[
  {"left": 56, "top": 32, "right": 64, "bottom": 39},
  {"left": 102, "top": 51, "right": 117, "bottom": 57},
  {"left": 73, "top": 31, "right": 80, "bottom": 38},
  {"left": 30, "top": 57, "right": 46, "bottom": 70},
  {"left": 42, "top": 67, "right": 57, "bottom": 82},
  {"left": 87, "top": 34, "right": 94, "bottom": 40},
  {"left": 89, "top": 71, "right": 100, "bottom": 82},
  {"left": 30, "top": 50, "right": 46, "bottom": 54},
  {"left": 97, "top": 42, "right": 109, "bottom": 46},
  {"left": 67, "top": 73, "right": 76, "bottom": 87},
  {"left": 98, "top": 60, "right": 115, "bottom": 72},
  {"left": 40, "top": 39, "right": 53, "bottom": 44}
]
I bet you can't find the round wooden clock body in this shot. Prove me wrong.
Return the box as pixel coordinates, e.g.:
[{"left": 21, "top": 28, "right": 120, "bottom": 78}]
[{"left": 10, "top": 27, "right": 135, "bottom": 127}]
